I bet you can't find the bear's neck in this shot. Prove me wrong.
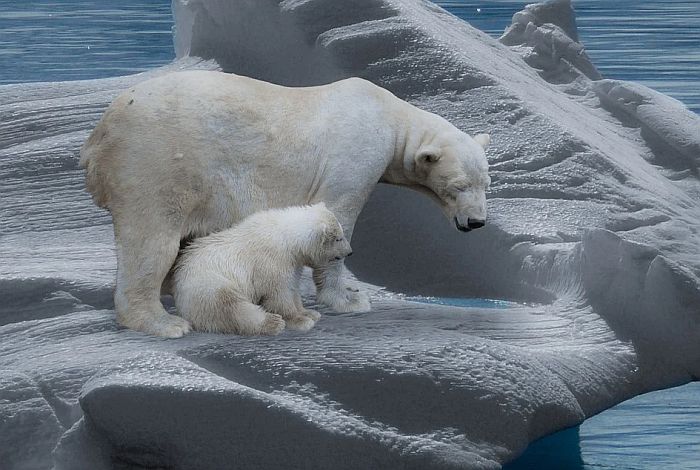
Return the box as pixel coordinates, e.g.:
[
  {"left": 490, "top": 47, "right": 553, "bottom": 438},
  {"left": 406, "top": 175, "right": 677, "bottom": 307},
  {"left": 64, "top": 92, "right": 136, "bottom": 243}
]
[{"left": 381, "top": 107, "right": 429, "bottom": 186}]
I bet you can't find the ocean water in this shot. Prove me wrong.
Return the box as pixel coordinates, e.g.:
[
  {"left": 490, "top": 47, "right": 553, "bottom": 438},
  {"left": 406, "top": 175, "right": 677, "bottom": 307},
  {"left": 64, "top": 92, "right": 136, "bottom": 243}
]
[
  {"left": 505, "top": 382, "right": 700, "bottom": 470},
  {"left": 1, "top": 0, "right": 698, "bottom": 114},
  {"left": 436, "top": 0, "right": 700, "bottom": 113},
  {"left": 0, "top": 0, "right": 174, "bottom": 83},
  {"left": 1, "top": 0, "right": 698, "bottom": 468}
]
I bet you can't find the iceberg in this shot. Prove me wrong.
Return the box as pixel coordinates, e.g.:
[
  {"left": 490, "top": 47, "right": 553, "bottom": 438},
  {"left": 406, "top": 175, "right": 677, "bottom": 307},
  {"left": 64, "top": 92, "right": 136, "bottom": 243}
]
[{"left": 0, "top": 0, "right": 698, "bottom": 468}]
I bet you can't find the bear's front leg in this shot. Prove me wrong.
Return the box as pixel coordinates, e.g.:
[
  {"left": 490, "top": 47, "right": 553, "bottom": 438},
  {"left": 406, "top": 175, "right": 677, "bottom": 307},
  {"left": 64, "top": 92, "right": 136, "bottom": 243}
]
[
  {"left": 313, "top": 260, "right": 371, "bottom": 313},
  {"left": 263, "top": 290, "right": 316, "bottom": 332},
  {"left": 291, "top": 288, "right": 321, "bottom": 322}
]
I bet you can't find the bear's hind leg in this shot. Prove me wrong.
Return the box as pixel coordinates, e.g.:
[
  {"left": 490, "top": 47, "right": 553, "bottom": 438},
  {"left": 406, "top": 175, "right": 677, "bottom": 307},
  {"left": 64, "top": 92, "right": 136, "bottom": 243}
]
[
  {"left": 113, "top": 218, "right": 191, "bottom": 338},
  {"left": 263, "top": 289, "right": 316, "bottom": 332},
  {"left": 209, "top": 292, "right": 285, "bottom": 336},
  {"left": 238, "top": 303, "right": 286, "bottom": 336},
  {"left": 189, "top": 288, "right": 284, "bottom": 335}
]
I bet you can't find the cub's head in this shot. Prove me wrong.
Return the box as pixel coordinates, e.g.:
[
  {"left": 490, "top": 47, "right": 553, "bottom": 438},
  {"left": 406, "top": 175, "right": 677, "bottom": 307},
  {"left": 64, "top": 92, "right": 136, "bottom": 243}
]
[
  {"left": 412, "top": 131, "right": 491, "bottom": 232},
  {"left": 307, "top": 203, "right": 353, "bottom": 265}
]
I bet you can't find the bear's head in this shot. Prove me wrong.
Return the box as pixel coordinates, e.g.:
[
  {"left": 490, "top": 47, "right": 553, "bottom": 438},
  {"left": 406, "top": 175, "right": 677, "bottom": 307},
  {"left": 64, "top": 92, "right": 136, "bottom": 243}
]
[
  {"left": 307, "top": 203, "right": 353, "bottom": 265},
  {"left": 412, "top": 131, "right": 491, "bottom": 232}
]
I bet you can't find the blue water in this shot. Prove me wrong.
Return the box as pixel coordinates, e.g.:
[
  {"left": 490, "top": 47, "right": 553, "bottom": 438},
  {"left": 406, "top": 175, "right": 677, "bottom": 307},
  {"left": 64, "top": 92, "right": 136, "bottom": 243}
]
[
  {"left": 0, "top": 0, "right": 174, "bottom": 83},
  {"left": 1, "top": 0, "right": 698, "bottom": 114},
  {"left": 2, "top": 1, "right": 698, "bottom": 468},
  {"left": 436, "top": 1, "right": 700, "bottom": 114},
  {"left": 506, "top": 382, "right": 700, "bottom": 470}
]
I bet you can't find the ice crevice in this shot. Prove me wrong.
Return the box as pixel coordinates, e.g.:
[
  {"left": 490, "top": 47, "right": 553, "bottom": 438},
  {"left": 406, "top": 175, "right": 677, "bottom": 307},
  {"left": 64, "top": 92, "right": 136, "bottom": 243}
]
[{"left": 1, "top": 0, "right": 699, "bottom": 468}]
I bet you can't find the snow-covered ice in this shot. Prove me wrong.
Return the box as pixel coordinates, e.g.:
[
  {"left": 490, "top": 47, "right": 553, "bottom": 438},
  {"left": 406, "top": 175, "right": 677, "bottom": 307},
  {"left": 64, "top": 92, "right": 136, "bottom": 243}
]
[{"left": 1, "top": 0, "right": 699, "bottom": 468}]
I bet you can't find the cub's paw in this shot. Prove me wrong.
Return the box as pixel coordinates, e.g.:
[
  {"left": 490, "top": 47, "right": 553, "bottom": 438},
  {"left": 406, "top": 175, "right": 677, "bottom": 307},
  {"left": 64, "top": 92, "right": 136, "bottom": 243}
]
[
  {"left": 261, "top": 313, "right": 286, "bottom": 336},
  {"left": 318, "top": 286, "right": 371, "bottom": 313},
  {"left": 301, "top": 309, "right": 321, "bottom": 321},
  {"left": 285, "top": 314, "right": 316, "bottom": 332}
]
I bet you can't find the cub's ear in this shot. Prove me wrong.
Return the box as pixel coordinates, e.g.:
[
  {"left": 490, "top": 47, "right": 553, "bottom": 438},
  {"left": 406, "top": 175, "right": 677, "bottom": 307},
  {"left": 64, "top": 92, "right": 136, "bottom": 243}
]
[
  {"left": 473, "top": 133, "right": 491, "bottom": 150},
  {"left": 415, "top": 147, "right": 442, "bottom": 167}
]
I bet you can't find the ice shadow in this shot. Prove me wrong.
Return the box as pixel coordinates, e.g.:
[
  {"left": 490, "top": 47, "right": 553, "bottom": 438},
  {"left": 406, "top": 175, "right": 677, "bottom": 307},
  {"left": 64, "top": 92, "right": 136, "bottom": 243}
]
[{"left": 0, "top": 278, "right": 113, "bottom": 325}]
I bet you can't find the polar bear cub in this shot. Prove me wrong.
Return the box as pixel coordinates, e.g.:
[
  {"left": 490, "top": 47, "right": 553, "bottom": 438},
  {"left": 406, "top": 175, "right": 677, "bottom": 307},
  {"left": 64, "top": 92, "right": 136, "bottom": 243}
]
[{"left": 172, "top": 203, "right": 353, "bottom": 335}]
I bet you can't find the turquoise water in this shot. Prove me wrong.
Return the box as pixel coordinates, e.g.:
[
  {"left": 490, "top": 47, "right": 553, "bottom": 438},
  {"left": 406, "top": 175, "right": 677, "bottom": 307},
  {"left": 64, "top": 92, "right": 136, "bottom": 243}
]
[{"left": 406, "top": 296, "right": 521, "bottom": 309}]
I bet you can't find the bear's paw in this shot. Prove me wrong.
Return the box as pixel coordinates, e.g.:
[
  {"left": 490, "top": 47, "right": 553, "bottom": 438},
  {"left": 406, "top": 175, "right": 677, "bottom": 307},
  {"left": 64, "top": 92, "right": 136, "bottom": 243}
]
[
  {"left": 260, "top": 313, "right": 286, "bottom": 336},
  {"left": 301, "top": 309, "right": 322, "bottom": 321},
  {"left": 285, "top": 315, "right": 316, "bottom": 332},
  {"left": 318, "top": 286, "right": 371, "bottom": 313}
]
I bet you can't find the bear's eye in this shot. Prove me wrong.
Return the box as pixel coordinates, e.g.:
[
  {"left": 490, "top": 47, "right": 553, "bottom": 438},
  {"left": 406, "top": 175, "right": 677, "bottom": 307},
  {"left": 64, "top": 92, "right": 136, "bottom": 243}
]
[{"left": 447, "top": 183, "right": 469, "bottom": 196}]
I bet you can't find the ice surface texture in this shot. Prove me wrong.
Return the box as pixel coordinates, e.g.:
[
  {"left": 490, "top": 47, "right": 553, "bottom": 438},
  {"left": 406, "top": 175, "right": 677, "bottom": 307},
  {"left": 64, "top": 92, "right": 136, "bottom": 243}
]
[{"left": 1, "top": 0, "right": 699, "bottom": 468}]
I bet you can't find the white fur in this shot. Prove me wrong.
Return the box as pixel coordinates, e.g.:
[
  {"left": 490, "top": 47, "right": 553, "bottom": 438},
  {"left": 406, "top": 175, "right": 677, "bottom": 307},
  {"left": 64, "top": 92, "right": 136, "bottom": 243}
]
[
  {"left": 80, "top": 70, "right": 489, "bottom": 337},
  {"left": 172, "top": 203, "right": 351, "bottom": 335}
]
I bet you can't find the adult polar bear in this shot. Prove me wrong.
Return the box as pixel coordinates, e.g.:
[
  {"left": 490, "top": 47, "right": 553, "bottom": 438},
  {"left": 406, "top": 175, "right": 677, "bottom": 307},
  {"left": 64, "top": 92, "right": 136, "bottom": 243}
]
[{"left": 81, "top": 70, "right": 491, "bottom": 338}]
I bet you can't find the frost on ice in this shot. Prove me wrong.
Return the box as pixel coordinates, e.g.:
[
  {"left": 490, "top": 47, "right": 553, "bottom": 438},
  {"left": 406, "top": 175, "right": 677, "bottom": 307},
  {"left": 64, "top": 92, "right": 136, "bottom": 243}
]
[{"left": 1, "top": 0, "right": 699, "bottom": 469}]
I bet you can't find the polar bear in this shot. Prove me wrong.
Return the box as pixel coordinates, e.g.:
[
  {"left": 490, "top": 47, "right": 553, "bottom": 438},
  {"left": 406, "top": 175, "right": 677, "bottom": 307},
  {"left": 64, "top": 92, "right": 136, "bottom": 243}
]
[
  {"left": 80, "top": 70, "right": 490, "bottom": 338},
  {"left": 172, "top": 203, "right": 351, "bottom": 335}
]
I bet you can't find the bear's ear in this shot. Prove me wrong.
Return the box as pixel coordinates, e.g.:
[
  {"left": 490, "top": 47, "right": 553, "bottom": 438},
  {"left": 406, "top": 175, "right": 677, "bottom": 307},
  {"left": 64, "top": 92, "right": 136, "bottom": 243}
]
[
  {"left": 415, "top": 147, "right": 441, "bottom": 167},
  {"left": 473, "top": 133, "right": 491, "bottom": 150}
]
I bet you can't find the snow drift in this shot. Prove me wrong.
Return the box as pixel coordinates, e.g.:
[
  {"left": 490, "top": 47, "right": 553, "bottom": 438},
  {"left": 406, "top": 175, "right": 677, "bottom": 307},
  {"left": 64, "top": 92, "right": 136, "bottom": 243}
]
[{"left": 1, "top": 0, "right": 699, "bottom": 468}]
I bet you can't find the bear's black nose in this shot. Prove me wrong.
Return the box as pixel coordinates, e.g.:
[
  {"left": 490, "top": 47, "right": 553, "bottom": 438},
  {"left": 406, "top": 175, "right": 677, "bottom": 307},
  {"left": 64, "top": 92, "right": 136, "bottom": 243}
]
[
  {"left": 467, "top": 218, "right": 486, "bottom": 229},
  {"left": 347, "top": 251, "right": 353, "bottom": 257}
]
